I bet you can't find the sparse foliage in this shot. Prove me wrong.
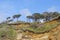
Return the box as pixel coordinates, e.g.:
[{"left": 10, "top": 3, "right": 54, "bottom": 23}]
[{"left": 13, "top": 14, "right": 21, "bottom": 22}]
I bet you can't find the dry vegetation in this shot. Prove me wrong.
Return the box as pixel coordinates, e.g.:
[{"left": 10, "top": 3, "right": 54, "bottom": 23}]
[
  {"left": 21, "top": 20, "right": 60, "bottom": 34},
  {"left": 0, "top": 16, "right": 60, "bottom": 40},
  {"left": 0, "top": 24, "right": 17, "bottom": 40}
]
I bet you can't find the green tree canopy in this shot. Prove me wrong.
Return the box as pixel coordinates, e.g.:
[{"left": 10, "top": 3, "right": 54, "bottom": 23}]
[{"left": 13, "top": 14, "right": 21, "bottom": 22}]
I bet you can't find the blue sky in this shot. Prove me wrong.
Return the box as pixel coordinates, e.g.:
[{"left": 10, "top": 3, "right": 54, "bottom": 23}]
[{"left": 0, "top": 0, "right": 60, "bottom": 22}]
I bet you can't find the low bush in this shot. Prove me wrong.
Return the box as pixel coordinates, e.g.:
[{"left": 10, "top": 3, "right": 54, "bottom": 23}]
[
  {"left": 0, "top": 24, "right": 17, "bottom": 40},
  {"left": 24, "top": 21, "right": 60, "bottom": 34}
]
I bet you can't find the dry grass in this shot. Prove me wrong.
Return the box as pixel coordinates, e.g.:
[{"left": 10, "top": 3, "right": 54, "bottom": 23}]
[{"left": 24, "top": 20, "right": 60, "bottom": 34}]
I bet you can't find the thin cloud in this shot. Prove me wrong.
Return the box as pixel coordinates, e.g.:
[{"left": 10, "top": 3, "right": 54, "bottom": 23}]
[
  {"left": 47, "top": 6, "right": 59, "bottom": 12},
  {"left": 20, "top": 9, "right": 32, "bottom": 16},
  {"left": 19, "top": 9, "right": 32, "bottom": 21}
]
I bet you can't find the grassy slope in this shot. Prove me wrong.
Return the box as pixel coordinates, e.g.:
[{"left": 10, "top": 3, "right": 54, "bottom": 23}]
[
  {"left": 0, "top": 24, "right": 17, "bottom": 40},
  {"left": 25, "top": 20, "right": 60, "bottom": 33}
]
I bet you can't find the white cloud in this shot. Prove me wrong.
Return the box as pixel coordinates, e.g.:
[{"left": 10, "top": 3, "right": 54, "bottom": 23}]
[
  {"left": 47, "top": 6, "right": 59, "bottom": 12},
  {"left": 0, "top": 14, "right": 6, "bottom": 23},
  {"left": 20, "top": 9, "right": 32, "bottom": 16},
  {"left": 19, "top": 9, "right": 32, "bottom": 21}
]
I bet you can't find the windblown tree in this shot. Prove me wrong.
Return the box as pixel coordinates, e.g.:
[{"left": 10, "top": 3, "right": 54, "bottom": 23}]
[
  {"left": 43, "top": 12, "right": 60, "bottom": 22},
  {"left": 6, "top": 17, "right": 11, "bottom": 23},
  {"left": 32, "top": 13, "right": 42, "bottom": 22},
  {"left": 7, "top": 17, "right": 11, "bottom": 21},
  {"left": 26, "top": 16, "right": 33, "bottom": 22},
  {"left": 8, "top": 19, "right": 13, "bottom": 22},
  {"left": 13, "top": 14, "right": 21, "bottom": 22},
  {"left": 51, "top": 12, "right": 60, "bottom": 18},
  {"left": 6, "top": 17, "right": 13, "bottom": 23},
  {"left": 43, "top": 12, "right": 51, "bottom": 21}
]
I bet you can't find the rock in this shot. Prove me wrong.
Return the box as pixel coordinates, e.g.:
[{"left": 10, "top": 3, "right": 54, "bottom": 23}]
[{"left": 16, "top": 33, "right": 23, "bottom": 40}]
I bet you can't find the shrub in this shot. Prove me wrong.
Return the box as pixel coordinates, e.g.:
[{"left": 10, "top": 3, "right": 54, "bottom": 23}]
[
  {"left": 0, "top": 24, "right": 17, "bottom": 40},
  {"left": 24, "top": 21, "right": 60, "bottom": 34}
]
